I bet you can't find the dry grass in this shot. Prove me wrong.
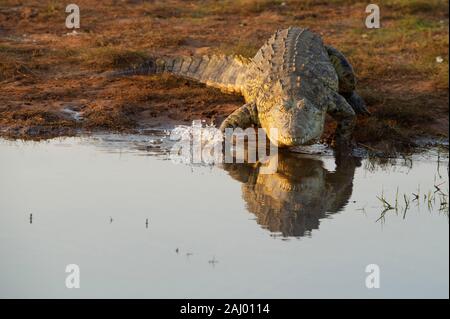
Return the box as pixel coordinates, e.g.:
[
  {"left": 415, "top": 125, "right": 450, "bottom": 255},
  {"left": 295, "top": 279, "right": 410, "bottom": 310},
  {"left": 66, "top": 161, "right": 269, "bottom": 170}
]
[
  {"left": 77, "top": 47, "right": 149, "bottom": 69},
  {"left": 0, "top": 45, "right": 47, "bottom": 81},
  {"left": 0, "top": 0, "right": 448, "bottom": 150}
]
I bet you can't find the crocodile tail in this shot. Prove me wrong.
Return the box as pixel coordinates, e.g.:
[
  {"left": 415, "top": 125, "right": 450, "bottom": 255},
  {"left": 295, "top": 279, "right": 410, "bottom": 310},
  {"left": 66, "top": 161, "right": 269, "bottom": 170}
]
[
  {"left": 101, "top": 58, "right": 159, "bottom": 77},
  {"left": 104, "top": 55, "right": 251, "bottom": 94}
]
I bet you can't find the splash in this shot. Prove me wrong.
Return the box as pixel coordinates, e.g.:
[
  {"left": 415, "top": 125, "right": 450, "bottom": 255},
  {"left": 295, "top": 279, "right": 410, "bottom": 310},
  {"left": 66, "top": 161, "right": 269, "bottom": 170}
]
[{"left": 169, "top": 120, "right": 224, "bottom": 166}]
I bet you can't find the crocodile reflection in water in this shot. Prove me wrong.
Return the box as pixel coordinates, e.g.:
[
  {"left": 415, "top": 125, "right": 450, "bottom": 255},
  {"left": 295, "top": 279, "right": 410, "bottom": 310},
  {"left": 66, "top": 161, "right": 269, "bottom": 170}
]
[{"left": 222, "top": 152, "right": 359, "bottom": 238}]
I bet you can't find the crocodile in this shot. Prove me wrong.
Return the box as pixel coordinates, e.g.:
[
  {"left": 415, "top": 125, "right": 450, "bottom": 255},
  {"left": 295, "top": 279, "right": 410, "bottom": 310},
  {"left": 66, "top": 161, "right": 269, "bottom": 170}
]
[
  {"left": 222, "top": 151, "right": 359, "bottom": 237},
  {"left": 107, "top": 26, "right": 369, "bottom": 148}
]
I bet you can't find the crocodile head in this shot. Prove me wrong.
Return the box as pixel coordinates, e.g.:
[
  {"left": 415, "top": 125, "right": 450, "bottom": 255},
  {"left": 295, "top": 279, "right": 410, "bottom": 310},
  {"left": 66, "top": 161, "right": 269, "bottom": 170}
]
[{"left": 258, "top": 80, "right": 326, "bottom": 148}]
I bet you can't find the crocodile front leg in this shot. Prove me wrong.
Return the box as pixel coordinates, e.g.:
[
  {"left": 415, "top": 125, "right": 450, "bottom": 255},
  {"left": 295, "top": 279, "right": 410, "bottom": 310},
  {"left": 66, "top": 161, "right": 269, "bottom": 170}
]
[
  {"left": 219, "top": 102, "right": 259, "bottom": 131},
  {"left": 326, "top": 91, "right": 357, "bottom": 147}
]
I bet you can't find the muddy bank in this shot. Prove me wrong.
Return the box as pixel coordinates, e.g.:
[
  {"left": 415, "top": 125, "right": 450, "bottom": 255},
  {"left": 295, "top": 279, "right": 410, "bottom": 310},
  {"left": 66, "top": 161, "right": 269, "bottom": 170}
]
[{"left": 0, "top": 0, "right": 448, "bottom": 152}]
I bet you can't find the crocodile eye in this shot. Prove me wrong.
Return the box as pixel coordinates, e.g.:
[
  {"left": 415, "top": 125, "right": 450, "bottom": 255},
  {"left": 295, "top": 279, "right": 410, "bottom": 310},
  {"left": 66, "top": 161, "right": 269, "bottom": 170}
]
[{"left": 296, "top": 100, "right": 305, "bottom": 109}]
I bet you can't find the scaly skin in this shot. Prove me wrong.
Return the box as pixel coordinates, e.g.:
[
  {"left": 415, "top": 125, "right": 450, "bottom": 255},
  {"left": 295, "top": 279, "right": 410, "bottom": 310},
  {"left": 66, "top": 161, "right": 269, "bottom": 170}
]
[
  {"left": 107, "top": 27, "right": 369, "bottom": 148},
  {"left": 221, "top": 152, "right": 359, "bottom": 237}
]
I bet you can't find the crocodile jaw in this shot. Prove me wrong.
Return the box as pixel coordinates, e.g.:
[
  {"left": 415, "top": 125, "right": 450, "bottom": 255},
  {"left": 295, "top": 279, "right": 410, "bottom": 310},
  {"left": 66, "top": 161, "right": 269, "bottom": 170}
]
[{"left": 260, "top": 99, "right": 326, "bottom": 148}]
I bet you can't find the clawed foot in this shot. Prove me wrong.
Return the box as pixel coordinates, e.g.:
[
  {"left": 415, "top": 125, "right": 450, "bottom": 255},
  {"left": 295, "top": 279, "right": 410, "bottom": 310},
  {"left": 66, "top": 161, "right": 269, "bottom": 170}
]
[{"left": 344, "top": 92, "right": 371, "bottom": 116}]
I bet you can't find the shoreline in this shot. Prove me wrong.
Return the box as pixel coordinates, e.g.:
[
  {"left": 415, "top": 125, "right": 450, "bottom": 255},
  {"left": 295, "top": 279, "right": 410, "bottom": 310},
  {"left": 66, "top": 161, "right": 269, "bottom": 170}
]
[{"left": 1, "top": 125, "right": 448, "bottom": 158}]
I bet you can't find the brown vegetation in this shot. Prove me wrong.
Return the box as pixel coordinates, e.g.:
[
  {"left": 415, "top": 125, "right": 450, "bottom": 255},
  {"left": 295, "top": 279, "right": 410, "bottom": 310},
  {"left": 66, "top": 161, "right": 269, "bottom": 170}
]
[{"left": 0, "top": 0, "right": 448, "bottom": 151}]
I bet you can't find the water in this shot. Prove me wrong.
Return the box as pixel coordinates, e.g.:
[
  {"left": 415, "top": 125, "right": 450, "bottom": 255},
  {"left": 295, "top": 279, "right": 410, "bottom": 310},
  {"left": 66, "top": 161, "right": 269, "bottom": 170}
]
[{"left": 0, "top": 134, "right": 448, "bottom": 298}]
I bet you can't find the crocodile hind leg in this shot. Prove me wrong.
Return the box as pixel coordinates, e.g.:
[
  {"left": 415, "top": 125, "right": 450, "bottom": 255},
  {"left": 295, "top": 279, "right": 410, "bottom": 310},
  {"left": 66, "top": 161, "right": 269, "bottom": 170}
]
[
  {"left": 326, "top": 45, "right": 356, "bottom": 93},
  {"left": 326, "top": 91, "right": 356, "bottom": 147},
  {"left": 342, "top": 91, "right": 370, "bottom": 116},
  {"left": 219, "top": 102, "right": 259, "bottom": 131},
  {"left": 326, "top": 45, "right": 370, "bottom": 116}
]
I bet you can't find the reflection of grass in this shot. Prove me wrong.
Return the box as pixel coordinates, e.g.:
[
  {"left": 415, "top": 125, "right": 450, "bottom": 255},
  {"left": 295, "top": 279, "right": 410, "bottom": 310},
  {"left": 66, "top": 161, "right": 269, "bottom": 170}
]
[
  {"left": 403, "top": 194, "right": 410, "bottom": 218},
  {"left": 376, "top": 190, "right": 395, "bottom": 222},
  {"left": 371, "top": 156, "right": 449, "bottom": 222},
  {"left": 376, "top": 182, "right": 449, "bottom": 223}
]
